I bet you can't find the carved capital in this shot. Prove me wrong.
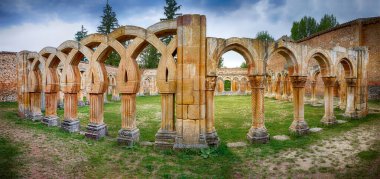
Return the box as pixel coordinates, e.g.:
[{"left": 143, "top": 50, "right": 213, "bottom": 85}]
[
  {"left": 249, "top": 75, "right": 265, "bottom": 89},
  {"left": 290, "top": 75, "right": 307, "bottom": 88},
  {"left": 322, "top": 76, "right": 337, "bottom": 87},
  {"left": 345, "top": 77, "right": 357, "bottom": 87},
  {"left": 206, "top": 76, "right": 217, "bottom": 91}
]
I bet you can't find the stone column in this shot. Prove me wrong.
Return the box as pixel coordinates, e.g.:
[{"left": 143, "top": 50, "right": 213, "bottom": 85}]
[
  {"left": 29, "top": 92, "right": 43, "bottom": 121},
  {"left": 281, "top": 77, "right": 288, "bottom": 100},
  {"left": 289, "top": 76, "right": 309, "bottom": 134},
  {"left": 275, "top": 79, "right": 281, "bottom": 100},
  {"left": 118, "top": 93, "right": 139, "bottom": 146},
  {"left": 321, "top": 76, "right": 337, "bottom": 125},
  {"left": 247, "top": 75, "right": 269, "bottom": 143},
  {"left": 111, "top": 85, "right": 120, "bottom": 101},
  {"left": 344, "top": 77, "right": 357, "bottom": 118},
  {"left": 85, "top": 93, "right": 107, "bottom": 139},
  {"left": 61, "top": 93, "right": 80, "bottom": 132},
  {"left": 339, "top": 80, "right": 347, "bottom": 110},
  {"left": 42, "top": 92, "right": 59, "bottom": 126},
  {"left": 287, "top": 77, "right": 293, "bottom": 101},
  {"left": 205, "top": 76, "right": 220, "bottom": 146},
  {"left": 154, "top": 93, "right": 176, "bottom": 149},
  {"left": 266, "top": 78, "right": 272, "bottom": 97},
  {"left": 310, "top": 80, "right": 317, "bottom": 105},
  {"left": 78, "top": 90, "right": 85, "bottom": 106}
]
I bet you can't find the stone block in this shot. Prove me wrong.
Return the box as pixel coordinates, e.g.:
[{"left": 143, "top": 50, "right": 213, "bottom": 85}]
[
  {"left": 154, "top": 130, "right": 176, "bottom": 149},
  {"left": 247, "top": 127, "right": 269, "bottom": 144},
  {"left": 85, "top": 123, "right": 108, "bottom": 140},
  {"left": 117, "top": 128, "right": 140, "bottom": 146},
  {"left": 42, "top": 116, "right": 59, "bottom": 127},
  {"left": 61, "top": 120, "right": 80, "bottom": 133},
  {"left": 289, "top": 120, "right": 309, "bottom": 135}
]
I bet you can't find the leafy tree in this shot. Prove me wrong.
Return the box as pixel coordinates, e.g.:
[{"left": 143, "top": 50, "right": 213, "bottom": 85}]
[
  {"left": 256, "top": 31, "right": 274, "bottom": 42},
  {"left": 240, "top": 62, "right": 248, "bottom": 68},
  {"left": 139, "top": 0, "right": 181, "bottom": 69},
  {"left": 74, "top": 25, "right": 88, "bottom": 42},
  {"left": 97, "top": 0, "right": 120, "bottom": 66},
  {"left": 290, "top": 16, "right": 318, "bottom": 41},
  {"left": 318, "top": 14, "right": 339, "bottom": 32},
  {"left": 218, "top": 57, "right": 224, "bottom": 68}
]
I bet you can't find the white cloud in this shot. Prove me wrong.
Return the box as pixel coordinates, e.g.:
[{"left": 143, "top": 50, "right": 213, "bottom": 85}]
[{"left": 0, "top": 18, "right": 96, "bottom": 52}]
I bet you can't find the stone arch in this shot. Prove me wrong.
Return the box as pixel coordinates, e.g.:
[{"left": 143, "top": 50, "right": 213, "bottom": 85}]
[
  {"left": 214, "top": 38, "right": 258, "bottom": 75},
  {"left": 27, "top": 53, "right": 44, "bottom": 92},
  {"left": 336, "top": 57, "right": 355, "bottom": 77},
  {"left": 305, "top": 49, "right": 333, "bottom": 77},
  {"left": 39, "top": 47, "right": 67, "bottom": 93},
  {"left": 268, "top": 46, "right": 299, "bottom": 75}
]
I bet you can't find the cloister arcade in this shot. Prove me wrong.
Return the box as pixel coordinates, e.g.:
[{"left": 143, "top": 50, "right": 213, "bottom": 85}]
[{"left": 17, "top": 14, "right": 369, "bottom": 149}]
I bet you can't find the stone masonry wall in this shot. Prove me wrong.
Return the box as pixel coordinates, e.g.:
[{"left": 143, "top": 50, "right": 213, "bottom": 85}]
[{"left": 0, "top": 52, "right": 17, "bottom": 102}]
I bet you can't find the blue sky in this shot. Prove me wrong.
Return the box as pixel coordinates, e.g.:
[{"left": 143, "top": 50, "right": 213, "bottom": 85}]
[{"left": 1, "top": 0, "right": 379, "bottom": 67}]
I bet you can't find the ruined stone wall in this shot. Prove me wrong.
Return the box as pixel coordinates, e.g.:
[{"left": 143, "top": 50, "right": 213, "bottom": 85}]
[
  {"left": 298, "top": 18, "right": 380, "bottom": 99},
  {"left": 0, "top": 52, "right": 17, "bottom": 102}
]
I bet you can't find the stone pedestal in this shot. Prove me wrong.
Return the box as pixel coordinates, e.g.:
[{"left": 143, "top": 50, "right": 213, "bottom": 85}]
[
  {"left": 155, "top": 130, "right": 176, "bottom": 149},
  {"left": 289, "top": 76, "right": 309, "bottom": 134},
  {"left": 42, "top": 116, "right": 59, "bottom": 127},
  {"left": 247, "top": 75, "right": 269, "bottom": 143},
  {"left": 85, "top": 123, "right": 108, "bottom": 140},
  {"left": 155, "top": 93, "right": 176, "bottom": 149},
  {"left": 118, "top": 128, "right": 140, "bottom": 146},
  {"left": 61, "top": 120, "right": 80, "bottom": 132},
  {"left": 321, "top": 76, "right": 337, "bottom": 125}
]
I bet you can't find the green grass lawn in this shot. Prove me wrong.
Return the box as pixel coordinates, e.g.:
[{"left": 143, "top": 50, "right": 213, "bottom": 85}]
[{"left": 1, "top": 95, "right": 380, "bottom": 178}]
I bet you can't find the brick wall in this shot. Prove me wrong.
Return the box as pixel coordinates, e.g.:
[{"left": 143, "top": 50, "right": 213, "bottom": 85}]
[{"left": 0, "top": 52, "right": 17, "bottom": 102}]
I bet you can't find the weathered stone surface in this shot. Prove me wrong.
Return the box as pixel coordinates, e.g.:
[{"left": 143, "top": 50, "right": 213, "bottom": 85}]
[
  {"left": 272, "top": 135, "right": 290, "bottom": 141},
  {"left": 117, "top": 128, "right": 139, "bottom": 146},
  {"left": 85, "top": 123, "right": 108, "bottom": 140},
  {"left": 61, "top": 120, "right": 80, "bottom": 133}
]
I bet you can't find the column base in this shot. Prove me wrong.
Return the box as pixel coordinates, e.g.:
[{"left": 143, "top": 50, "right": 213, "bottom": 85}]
[
  {"left": 154, "top": 130, "right": 176, "bottom": 149},
  {"left": 206, "top": 131, "right": 220, "bottom": 147},
  {"left": 247, "top": 127, "right": 270, "bottom": 144},
  {"left": 321, "top": 116, "right": 337, "bottom": 125},
  {"left": 78, "top": 101, "right": 85, "bottom": 107},
  {"left": 112, "top": 96, "right": 120, "bottom": 101},
  {"left": 29, "top": 113, "right": 43, "bottom": 121},
  {"left": 61, "top": 120, "right": 80, "bottom": 132},
  {"left": 289, "top": 120, "right": 309, "bottom": 135},
  {"left": 42, "top": 116, "right": 59, "bottom": 127},
  {"left": 343, "top": 111, "right": 358, "bottom": 119},
  {"left": 117, "top": 128, "right": 140, "bottom": 146},
  {"left": 85, "top": 123, "right": 108, "bottom": 140},
  {"left": 173, "top": 137, "right": 208, "bottom": 150}
]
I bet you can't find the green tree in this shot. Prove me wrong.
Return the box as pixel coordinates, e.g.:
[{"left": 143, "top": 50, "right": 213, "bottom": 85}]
[
  {"left": 290, "top": 16, "right": 318, "bottom": 41},
  {"left": 97, "top": 0, "right": 120, "bottom": 66},
  {"left": 240, "top": 62, "right": 248, "bottom": 68},
  {"left": 139, "top": 0, "right": 181, "bottom": 69},
  {"left": 74, "top": 25, "right": 88, "bottom": 42},
  {"left": 256, "top": 31, "right": 274, "bottom": 42},
  {"left": 318, "top": 14, "right": 339, "bottom": 32},
  {"left": 218, "top": 57, "right": 224, "bottom": 68}
]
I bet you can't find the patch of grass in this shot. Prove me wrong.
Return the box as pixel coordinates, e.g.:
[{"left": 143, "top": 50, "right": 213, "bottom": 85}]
[
  {"left": 1, "top": 95, "right": 380, "bottom": 178},
  {"left": 0, "top": 137, "right": 23, "bottom": 178}
]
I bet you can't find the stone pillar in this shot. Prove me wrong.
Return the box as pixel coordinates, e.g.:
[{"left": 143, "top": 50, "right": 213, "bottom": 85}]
[
  {"left": 174, "top": 15, "right": 208, "bottom": 149},
  {"left": 339, "top": 80, "right": 347, "bottom": 110},
  {"left": 275, "top": 79, "right": 281, "bottom": 100},
  {"left": 344, "top": 77, "right": 357, "bottom": 118},
  {"left": 61, "top": 93, "right": 80, "bottom": 132},
  {"left": 118, "top": 94, "right": 140, "bottom": 146},
  {"left": 310, "top": 80, "right": 317, "bottom": 105},
  {"left": 155, "top": 93, "right": 176, "bottom": 149},
  {"left": 42, "top": 92, "right": 59, "bottom": 126},
  {"left": 205, "top": 76, "right": 220, "bottom": 146},
  {"left": 266, "top": 78, "right": 272, "bottom": 97},
  {"left": 287, "top": 77, "right": 293, "bottom": 101},
  {"left": 29, "top": 92, "right": 43, "bottom": 121},
  {"left": 111, "top": 85, "right": 120, "bottom": 101},
  {"left": 78, "top": 90, "right": 85, "bottom": 106},
  {"left": 289, "top": 76, "right": 309, "bottom": 134},
  {"left": 321, "top": 77, "right": 337, "bottom": 125},
  {"left": 85, "top": 93, "right": 107, "bottom": 139},
  {"left": 58, "top": 91, "right": 64, "bottom": 108},
  {"left": 247, "top": 75, "right": 269, "bottom": 143},
  {"left": 281, "top": 77, "right": 288, "bottom": 100}
]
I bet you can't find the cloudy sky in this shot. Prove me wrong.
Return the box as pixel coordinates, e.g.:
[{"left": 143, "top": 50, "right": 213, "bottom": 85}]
[{"left": 1, "top": 0, "right": 379, "bottom": 67}]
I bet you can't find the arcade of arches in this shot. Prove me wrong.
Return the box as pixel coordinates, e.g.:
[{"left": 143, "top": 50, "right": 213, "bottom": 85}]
[{"left": 17, "top": 14, "right": 369, "bottom": 149}]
